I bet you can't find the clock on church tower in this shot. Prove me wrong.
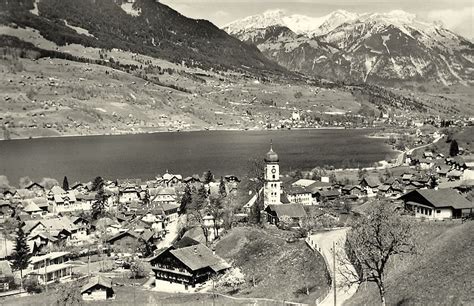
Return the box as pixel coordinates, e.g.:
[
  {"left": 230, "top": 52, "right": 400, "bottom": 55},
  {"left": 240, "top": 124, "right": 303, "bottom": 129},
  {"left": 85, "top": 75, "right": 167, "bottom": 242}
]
[{"left": 264, "top": 142, "right": 281, "bottom": 206}]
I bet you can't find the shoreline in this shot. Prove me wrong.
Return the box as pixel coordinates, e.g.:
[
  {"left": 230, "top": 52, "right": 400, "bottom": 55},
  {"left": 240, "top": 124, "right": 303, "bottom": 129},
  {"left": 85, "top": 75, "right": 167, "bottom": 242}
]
[{"left": 1, "top": 126, "right": 373, "bottom": 142}]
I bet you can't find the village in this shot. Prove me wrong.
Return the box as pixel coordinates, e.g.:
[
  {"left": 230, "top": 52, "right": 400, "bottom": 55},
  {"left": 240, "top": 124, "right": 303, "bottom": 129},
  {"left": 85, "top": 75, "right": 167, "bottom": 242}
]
[{"left": 0, "top": 125, "right": 473, "bottom": 305}]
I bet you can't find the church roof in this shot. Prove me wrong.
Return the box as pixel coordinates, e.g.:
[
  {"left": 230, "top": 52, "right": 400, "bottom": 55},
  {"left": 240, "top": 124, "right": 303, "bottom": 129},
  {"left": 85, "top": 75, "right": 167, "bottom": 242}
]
[{"left": 265, "top": 143, "right": 279, "bottom": 163}]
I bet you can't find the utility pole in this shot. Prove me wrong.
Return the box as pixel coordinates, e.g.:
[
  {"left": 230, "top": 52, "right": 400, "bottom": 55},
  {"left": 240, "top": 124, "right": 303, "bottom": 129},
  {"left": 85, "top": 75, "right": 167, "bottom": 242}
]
[
  {"left": 88, "top": 254, "right": 90, "bottom": 277},
  {"left": 44, "top": 258, "right": 48, "bottom": 293},
  {"left": 333, "top": 241, "right": 336, "bottom": 306}
]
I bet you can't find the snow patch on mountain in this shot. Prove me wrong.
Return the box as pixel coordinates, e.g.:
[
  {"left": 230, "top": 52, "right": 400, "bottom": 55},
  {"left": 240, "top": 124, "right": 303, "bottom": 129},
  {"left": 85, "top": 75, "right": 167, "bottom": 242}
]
[
  {"left": 63, "top": 20, "right": 95, "bottom": 38},
  {"left": 224, "top": 9, "right": 358, "bottom": 36}
]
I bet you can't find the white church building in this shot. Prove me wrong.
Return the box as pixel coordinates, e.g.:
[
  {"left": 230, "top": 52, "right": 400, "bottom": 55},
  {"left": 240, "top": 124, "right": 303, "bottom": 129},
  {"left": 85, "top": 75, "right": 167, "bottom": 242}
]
[{"left": 263, "top": 143, "right": 282, "bottom": 206}]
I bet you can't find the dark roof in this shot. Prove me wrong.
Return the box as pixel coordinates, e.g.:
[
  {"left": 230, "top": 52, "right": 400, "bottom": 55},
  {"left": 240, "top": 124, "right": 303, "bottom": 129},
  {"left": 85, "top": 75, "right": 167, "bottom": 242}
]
[
  {"left": 106, "top": 230, "right": 140, "bottom": 244},
  {"left": 160, "top": 202, "right": 180, "bottom": 213},
  {"left": 285, "top": 185, "right": 310, "bottom": 195},
  {"left": 400, "top": 189, "right": 474, "bottom": 210},
  {"left": 316, "top": 189, "right": 340, "bottom": 197},
  {"left": 267, "top": 204, "right": 307, "bottom": 218},
  {"left": 25, "top": 182, "right": 44, "bottom": 190},
  {"left": 361, "top": 177, "right": 382, "bottom": 187},
  {"left": 81, "top": 275, "right": 113, "bottom": 293},
  {"left": 170, "top": 244, "right": 230, "bottom": 272},
  {"left": 173, "top": 237, "right": 200, "bottom": 249}
]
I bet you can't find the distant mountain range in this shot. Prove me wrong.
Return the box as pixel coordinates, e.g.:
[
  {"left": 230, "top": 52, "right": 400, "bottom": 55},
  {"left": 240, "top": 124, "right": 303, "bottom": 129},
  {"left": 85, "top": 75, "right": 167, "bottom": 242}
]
[
  {"left": 0, "top": 0, "right": 284, "bottom": 74},
  {"left": 224, "top": 10, "right": 474, "bottom": 86}
]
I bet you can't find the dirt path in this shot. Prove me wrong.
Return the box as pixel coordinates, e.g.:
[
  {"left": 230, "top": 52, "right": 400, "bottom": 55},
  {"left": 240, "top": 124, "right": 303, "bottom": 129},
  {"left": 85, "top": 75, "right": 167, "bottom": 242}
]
[{"left": 307, "top": 228, "right": 358, "bottom": 306}]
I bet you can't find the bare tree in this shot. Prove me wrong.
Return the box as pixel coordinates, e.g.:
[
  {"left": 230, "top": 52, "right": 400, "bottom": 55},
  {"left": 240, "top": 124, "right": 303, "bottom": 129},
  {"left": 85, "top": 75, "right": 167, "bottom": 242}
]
[
  {"left": 187, "top": 185, "right": 210, "bottom": 246},
  {"left": 338, "top": 201, "right": 418, "bottom": 306},
  {"left": 208, "top": 196, "right": 224, "bottom": 238}
]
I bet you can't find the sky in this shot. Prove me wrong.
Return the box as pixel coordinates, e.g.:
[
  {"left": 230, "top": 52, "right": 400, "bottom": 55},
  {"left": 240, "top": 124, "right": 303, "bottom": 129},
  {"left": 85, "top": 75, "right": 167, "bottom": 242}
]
[{"left": 160, "top": 0, "right": 474, "bottom": 38}]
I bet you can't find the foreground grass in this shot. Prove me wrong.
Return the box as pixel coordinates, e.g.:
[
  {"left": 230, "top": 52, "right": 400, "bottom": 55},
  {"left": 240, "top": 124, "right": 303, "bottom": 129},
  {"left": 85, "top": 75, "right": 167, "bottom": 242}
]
[
  {"left": 0, "top": 286, "right": 271, "bottom": 306},
  {"left": 346, "top": 221, "right": 474, "bottom": 305}
]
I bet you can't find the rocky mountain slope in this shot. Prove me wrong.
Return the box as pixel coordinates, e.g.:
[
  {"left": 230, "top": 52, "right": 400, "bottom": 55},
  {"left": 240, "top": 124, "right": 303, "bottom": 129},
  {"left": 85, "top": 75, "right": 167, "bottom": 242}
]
[
  {"left": 224, "top": 10, "right": 474, "bottom": 86},
  {"left": 0, "top": 0, "right": 284, "bottom": 74}
]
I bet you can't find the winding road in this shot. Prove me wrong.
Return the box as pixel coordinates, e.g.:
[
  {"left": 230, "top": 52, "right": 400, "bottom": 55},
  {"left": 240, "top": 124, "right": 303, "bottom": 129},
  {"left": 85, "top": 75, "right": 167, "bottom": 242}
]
[{"left": 307, "top": 228, "right": 358, "bottom": 306}]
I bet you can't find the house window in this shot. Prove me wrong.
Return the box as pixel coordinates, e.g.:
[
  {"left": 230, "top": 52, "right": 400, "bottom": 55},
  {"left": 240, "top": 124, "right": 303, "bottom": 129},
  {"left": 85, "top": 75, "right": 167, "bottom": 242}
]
[
  {"left": 272, "top": 175, "right": 275, "bottom": 179},
  {"left": 436, "top": 209, "right": 441, "bottom": 214}
]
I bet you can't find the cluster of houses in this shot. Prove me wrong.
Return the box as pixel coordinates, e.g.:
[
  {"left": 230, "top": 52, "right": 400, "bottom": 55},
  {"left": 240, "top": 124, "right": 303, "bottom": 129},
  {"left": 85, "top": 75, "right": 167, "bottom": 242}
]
[
  {"left": 0, "top": 170, "right": 241, "bottom": 294},
  {"left": 252, "top": 145, "right": 474, "bottom": 227}
]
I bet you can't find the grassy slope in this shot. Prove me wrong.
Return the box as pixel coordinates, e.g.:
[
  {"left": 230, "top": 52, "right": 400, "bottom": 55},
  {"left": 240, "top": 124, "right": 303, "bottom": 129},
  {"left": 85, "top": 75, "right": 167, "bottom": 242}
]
[
  {"left": 413, "top": 126, "right": 474, "bottom": 158},
  {"left": 214, "top": 226, "right": 330, "bottom": 304},
  {"left": 1, "top": 286, "right": 255, "bottom": 305},
  {"left": 346, "top": 221, "right": 474, "bottom": 305},
  {"left": 0, "top": 26, "right": 367, "bottom": 139}
]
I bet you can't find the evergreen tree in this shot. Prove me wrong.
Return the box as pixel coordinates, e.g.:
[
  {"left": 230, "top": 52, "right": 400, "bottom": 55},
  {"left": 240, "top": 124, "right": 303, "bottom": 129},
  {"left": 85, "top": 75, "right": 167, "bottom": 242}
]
[
  {"left": 91, "top": 176, "right": 104, "bottom": 192},
  {"left": 449, "top": 139, "right": 459, "bottom": 157},
  {"left": 143, "top": 190, "right": 151, "bottom": 207},
  {"left": 12, "top": 225, "right": 31, "bottom": 291},
  {"left": 204, "top": 170, "right": 214, "bottom": 184},
  {"left": 92, "top": 177, "right": 107, "bottom": 220},
  {"left": 62, "top": 176, "right": 69, "bottom": 191},
  {"left": 219, "top": 177, "right": 227, "bottom": 198},
  {"left": 180, "top": 184, "right": 192, "bottom": 215},
  {"left": 196, "top": 185, "right": 208, "bottom": 204}
]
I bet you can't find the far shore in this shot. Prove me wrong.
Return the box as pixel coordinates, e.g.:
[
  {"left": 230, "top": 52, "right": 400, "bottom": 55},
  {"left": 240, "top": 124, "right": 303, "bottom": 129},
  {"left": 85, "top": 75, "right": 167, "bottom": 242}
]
[{"left": 1, "top": 126, "right": 371, "bottom": 142}]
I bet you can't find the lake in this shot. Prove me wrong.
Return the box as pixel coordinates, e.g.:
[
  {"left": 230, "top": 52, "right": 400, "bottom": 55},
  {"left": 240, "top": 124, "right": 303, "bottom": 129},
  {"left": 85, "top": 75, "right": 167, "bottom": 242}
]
[{"left": 0, "top": 129, "right": 396, "bottom": 184}]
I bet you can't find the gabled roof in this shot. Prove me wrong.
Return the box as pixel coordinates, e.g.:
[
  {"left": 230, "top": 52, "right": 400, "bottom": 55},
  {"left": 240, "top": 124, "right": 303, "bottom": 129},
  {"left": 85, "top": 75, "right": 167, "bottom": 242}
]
[
  {"left": 81, "top": 275, "right": 113, "bottom": 293},
  {"left": 25, "top": 182, "right": 44, "bottom": 190},
  {"left": 170, "top": 244, "right": 230, "bottom": 272},
  {"left": 24, "top": 217, "right": 78, "bottom": 234},
  {"left": 23, "top": 201, "right": 42, "bottom": 213},
  {"left": 106, "top": 230, "right": 140, "bottom": 244},
  {"left": 292, "top": 179, "right": 318, "bottom": 188},
  {"left": 50, "top": 186, "right": 66, "bottom": 195},
  {"left": 400, "top": 189, "right": 474, "bottom": 210},
  {"left": 172, "top": 237, "right": 200, "bottom": 249},
  {"left": 160, "top": 202, "right": 180, "bottom": 213},
  {"left": 361, "top": 177, "right": 381, "bottom": 187},
  {"left": 266, "top": 204, "right": 307, "bottom": 218}
]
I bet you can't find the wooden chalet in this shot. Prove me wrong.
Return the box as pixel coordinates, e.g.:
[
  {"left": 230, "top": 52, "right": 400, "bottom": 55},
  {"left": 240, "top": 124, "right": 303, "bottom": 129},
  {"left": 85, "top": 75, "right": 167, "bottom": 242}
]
[
  {"left": 148, "top": 240, "right": 230, "bottom": 289},
  {"left": 400, "top": 189, "right": 474, "bottom": 220},
  {"left": 81, "top": 275, "right": 115, "bottom": 301}
]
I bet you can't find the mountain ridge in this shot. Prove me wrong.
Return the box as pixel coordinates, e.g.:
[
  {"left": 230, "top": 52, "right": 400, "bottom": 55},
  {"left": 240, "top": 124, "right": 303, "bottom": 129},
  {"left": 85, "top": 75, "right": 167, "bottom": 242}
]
[
  {"left": 0, "top": 0, "right": 287, "bottom": 75},
  {"left": 224, "top": 9, "right": 474, "bottom": 86}
]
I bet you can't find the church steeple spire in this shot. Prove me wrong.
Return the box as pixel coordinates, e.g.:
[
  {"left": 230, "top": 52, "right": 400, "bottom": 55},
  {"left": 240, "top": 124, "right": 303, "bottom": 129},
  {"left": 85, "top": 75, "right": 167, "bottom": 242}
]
[{"left": 265, "top": 140, "right": 279, "bottom": 163}]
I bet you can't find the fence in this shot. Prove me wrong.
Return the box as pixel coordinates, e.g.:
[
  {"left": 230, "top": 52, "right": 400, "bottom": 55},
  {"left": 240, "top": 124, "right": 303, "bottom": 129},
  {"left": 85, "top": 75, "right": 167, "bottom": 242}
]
[{"left": 305, "top": 237, "right": 332, "bottom": 305}]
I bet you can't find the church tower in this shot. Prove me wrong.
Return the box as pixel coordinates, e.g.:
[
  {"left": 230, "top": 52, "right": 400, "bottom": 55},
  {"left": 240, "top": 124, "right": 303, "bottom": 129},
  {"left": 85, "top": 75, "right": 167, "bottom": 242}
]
[{"left": 264, "top": 142, "right": 281, "bottom": 206}]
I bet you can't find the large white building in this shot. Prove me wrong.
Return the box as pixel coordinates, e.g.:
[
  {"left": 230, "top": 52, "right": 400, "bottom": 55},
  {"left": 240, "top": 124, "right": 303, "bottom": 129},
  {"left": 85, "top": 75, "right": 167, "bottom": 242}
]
[{"left": 264, "top": 143, "right": 281, "bottom": 206}]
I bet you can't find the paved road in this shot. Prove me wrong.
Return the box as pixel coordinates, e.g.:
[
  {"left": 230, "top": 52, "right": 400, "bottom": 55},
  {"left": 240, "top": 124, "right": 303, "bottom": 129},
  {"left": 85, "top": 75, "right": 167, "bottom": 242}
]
[
  {"left": 308, "top": 228, "right": 358, "bottom": 306},
  {"left": 394, "top": 135, "right": 444, "bottom": 167}
]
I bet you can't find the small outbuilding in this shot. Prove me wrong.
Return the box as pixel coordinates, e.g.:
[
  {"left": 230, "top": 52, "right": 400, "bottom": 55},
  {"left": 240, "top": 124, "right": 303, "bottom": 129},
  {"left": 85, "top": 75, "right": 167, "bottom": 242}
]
[
  {"left": 81, "top": 275, "right": 115, "bottom": 301},
  {"left": 265, "top": 204, "right": 307, "bottom": 227}
]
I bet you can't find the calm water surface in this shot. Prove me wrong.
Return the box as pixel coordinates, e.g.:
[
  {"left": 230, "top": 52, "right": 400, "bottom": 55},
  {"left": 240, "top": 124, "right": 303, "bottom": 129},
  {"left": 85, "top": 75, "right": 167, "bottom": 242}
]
[{"left": 0, "top": 129, "right": 396, "bottom": 183}]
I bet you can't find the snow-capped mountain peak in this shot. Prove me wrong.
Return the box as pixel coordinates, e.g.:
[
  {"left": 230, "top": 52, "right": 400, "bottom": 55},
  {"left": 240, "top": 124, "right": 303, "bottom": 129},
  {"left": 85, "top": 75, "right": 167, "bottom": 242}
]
[
  {"left": 225, "top": 9, "right": 473, "bottom": 86},
  {"left": 224, "top": 9, "right": 357, "bottom": 36}
]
